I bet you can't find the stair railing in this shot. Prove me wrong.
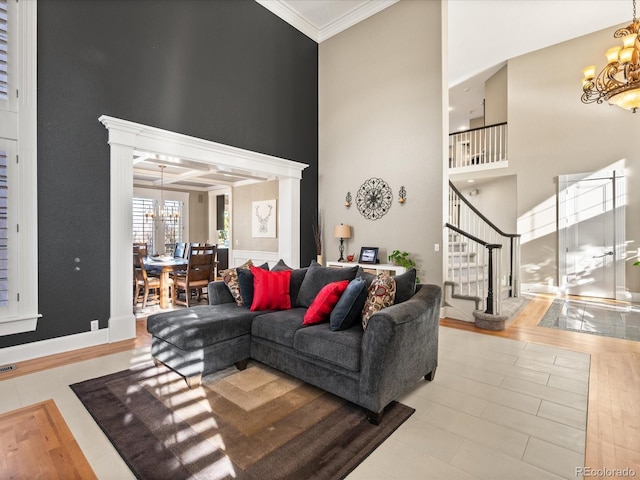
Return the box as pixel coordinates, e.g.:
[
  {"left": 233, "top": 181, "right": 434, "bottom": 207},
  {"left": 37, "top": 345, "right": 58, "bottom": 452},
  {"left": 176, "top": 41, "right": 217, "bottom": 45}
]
[
  {"left": 445, "top": 223, "right": 503, "bottom": 315},
  {"left": 446, "top": 181, "right": 521, "bottom": 314}
]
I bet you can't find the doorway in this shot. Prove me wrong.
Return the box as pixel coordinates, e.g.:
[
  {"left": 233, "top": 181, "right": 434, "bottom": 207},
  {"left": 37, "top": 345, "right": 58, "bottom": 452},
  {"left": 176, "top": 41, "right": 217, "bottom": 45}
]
[
  {"left": 558, "top": 170, "right": 625, "bottom": 299},
  {"left": 101, "top": 116, "right": 308, "bottom": 343}
]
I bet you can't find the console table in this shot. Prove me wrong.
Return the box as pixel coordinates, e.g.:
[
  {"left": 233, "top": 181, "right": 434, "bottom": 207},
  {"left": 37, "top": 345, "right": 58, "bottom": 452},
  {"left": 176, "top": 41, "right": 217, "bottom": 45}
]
[{"left": 326, "top": 261, "right": 406, "bottom": 276}]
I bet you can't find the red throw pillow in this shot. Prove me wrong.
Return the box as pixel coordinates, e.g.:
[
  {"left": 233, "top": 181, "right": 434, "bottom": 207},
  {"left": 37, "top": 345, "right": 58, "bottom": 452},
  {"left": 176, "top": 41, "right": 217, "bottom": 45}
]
[
  {"left": 303, "top": 280, "right": 350, "bottom": 325},
  {"left": 250, "top": 266, "right": 292, "bottom": 311}
]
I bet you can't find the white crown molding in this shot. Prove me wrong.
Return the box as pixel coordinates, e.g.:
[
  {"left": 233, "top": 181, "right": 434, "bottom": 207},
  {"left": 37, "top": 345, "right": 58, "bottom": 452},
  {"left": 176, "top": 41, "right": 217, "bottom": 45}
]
[
  {"left": 317, "top": 0, "right": 398, "bottom": 43},
  {"left": 256, "top": 0, "right": 320, "bottom": 41},
  {"left": 255, "top": 0, "right": 398, "bottom": 43}
]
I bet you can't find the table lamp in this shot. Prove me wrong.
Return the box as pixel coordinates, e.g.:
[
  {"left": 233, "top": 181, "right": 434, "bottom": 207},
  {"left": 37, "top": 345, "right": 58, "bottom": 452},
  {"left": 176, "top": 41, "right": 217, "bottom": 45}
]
[{"left": 333, "top": 224, "right": 352, "bottom": 262}]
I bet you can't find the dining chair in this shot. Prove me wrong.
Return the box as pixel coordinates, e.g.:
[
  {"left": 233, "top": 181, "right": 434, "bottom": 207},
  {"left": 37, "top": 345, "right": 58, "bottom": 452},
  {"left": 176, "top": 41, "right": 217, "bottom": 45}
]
[
  {"left": 134, "top": 252, "right": 172, "bottom": 309},
  {"left": 133, "top": 242, "right": 148, "bottom": 257},
  {"left": 172, "top": 245, "right": 217, "bottom": 307},
  {"left": 173, "top": 242, "right": 187, "bottom": 259}
]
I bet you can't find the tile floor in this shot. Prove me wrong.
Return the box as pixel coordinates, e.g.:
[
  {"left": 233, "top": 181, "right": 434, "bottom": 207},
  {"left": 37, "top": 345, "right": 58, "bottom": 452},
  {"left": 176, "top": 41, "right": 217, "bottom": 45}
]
[
  {"left": 0, "top": 326, "right": 590, "bottom": 480},
  {"left": 546, "top": 297, "right": 640, "bottom": 341}
]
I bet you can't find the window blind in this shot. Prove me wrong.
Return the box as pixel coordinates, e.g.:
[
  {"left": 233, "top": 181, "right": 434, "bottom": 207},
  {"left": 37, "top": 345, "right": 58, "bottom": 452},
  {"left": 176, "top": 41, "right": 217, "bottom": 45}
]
[
  {"left": 0, "top": 150, "right": 7, "bottom": 305},
  {"left": 0, "top": 1, "right": 8, "bottom": 101},
  {"left": 133, "top": 197, "right": 154, "bottom": 254}
]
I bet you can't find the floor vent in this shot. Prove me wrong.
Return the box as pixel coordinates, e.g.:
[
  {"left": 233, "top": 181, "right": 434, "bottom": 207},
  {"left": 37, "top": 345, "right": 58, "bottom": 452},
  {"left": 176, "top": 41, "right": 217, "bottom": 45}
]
[{"left": 0, "top": 364, "right": 16, "bottom": 374}]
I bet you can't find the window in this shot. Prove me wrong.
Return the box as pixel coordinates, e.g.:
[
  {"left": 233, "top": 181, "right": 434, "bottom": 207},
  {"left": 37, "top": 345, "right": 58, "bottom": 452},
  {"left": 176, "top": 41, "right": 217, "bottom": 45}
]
[
  {"left": 0, "top": 0, "right": 38, "bottom": 335},
  {"left": 0, "top": 150, "right": 7, "bottom": 306},
  {"left": 132, "top": 197, "right": 183, "bottom": 256},
  {"left": 0, "top": 2, "right": 8, "bottom": 101},
  {"left": 133, "top": 197, "right": 154, "bottom": 252},
  {"left": 162, "top": 199, "right": 183, "bottom": 254}
]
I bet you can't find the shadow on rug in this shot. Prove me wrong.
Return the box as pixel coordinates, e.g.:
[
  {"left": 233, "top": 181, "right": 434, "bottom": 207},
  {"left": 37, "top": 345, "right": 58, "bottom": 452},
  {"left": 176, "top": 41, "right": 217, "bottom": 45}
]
[{"left": 70, "top": 361, "right": 414, "bottom": 480}]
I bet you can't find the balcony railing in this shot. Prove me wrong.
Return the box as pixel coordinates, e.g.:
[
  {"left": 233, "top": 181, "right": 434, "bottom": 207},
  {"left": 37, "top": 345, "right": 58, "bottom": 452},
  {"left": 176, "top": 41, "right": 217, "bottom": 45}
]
[{"left": 449, "top": 122, "right": 507, "bottom": 170}]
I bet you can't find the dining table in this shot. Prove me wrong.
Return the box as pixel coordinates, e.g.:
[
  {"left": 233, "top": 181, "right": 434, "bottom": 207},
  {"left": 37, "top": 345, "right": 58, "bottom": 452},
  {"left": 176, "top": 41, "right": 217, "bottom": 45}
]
[{"left": 144, "top": 256, "right": 188, "bottom": 309}]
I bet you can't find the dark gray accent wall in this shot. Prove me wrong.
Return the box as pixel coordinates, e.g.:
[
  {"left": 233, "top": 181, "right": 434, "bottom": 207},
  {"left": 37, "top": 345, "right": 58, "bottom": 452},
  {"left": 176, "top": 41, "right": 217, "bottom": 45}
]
[{"left": 0, "top": 0, "right": 317, "bottom": 348}]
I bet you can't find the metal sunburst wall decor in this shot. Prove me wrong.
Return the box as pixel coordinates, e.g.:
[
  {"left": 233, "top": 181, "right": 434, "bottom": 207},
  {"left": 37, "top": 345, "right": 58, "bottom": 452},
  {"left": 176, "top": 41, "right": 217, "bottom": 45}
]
[{"left": 356, "top": 177, "right": 393, "bottom": 220}]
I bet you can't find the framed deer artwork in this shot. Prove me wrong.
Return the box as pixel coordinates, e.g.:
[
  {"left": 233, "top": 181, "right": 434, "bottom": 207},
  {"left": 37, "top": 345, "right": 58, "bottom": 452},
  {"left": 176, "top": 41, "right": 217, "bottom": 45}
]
[{"left": 252, "top": 199, "right": 277, "bottom": 238}]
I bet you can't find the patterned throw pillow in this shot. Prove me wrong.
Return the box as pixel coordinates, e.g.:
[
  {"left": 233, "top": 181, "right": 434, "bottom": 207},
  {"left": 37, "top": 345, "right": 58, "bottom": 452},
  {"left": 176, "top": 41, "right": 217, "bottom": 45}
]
[
  {"left": 221, "top": 259, "right": 253, "bottom": 305},
  {"left": 362, "top": 274, "right": 396, "bottom": 330}
]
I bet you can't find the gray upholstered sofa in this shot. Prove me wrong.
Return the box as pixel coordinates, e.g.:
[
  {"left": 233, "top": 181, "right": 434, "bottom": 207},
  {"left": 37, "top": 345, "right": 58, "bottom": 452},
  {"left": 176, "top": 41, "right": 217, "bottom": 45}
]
[{"left": 146, "top": 263, "right": 441, "bottom": 423}]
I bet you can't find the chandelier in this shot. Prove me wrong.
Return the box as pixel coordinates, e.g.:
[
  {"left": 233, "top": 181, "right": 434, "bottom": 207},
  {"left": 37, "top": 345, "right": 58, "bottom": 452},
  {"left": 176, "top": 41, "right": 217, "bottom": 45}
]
[
  {"left": 144, "top": 165, "right": 179, "bottom": 222},
  {"left": 581, "top": 0, "right": 640, "bottom": 112}
]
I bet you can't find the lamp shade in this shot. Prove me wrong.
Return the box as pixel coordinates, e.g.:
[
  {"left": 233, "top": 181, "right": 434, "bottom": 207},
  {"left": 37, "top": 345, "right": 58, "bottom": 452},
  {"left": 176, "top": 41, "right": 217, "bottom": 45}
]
[{"left": 333, "top": 224, "right": 351, "bottom": 239}]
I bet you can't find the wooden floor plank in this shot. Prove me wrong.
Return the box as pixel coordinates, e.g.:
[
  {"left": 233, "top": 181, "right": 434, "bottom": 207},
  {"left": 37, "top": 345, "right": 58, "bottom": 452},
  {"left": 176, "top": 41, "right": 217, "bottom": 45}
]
[{"left": 0, "top": 400, "right": 96, "bottom": 480}]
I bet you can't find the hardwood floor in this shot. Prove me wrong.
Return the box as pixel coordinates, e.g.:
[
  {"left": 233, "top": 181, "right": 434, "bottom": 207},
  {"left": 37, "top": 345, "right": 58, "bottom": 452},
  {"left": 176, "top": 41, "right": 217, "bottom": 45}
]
[
  {"left": 1, "top": 297, "right": 639, "bottom": 479},
  {"left": 0, "top": 400, "right": 96, "bottom": 479}
]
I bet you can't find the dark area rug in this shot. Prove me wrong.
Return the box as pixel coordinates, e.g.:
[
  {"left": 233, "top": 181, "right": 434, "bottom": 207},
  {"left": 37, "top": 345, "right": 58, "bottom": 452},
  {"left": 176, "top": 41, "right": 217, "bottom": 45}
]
[
  {"left": 538, "top": 298, "right": 640, "bottom": 341},
  {"left": 70, "top": 361, "right": 414, "bottom": 480}
]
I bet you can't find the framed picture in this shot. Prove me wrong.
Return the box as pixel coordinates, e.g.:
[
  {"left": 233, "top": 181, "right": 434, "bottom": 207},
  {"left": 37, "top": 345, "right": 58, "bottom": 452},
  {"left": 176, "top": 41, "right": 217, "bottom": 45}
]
[
  {"left": 252, "top": 199, "right": 277, "bottom": 238},
  {"left": 358, "top": 247, "right": 379, "bottom": 264}
]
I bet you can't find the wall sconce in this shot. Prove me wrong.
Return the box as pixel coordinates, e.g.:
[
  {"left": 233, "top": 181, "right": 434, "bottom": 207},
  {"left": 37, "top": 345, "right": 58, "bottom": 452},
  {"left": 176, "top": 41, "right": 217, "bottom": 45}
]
[
  {"left": 345, "top": 191, "right": 352, "bottom": 208},
  {"left": 398, "top": 186, "right": 407, "bottom": 204}
]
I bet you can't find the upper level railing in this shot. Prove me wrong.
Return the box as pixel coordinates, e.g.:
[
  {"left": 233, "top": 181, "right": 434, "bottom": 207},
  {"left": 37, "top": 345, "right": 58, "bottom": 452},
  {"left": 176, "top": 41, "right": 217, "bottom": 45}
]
[{"left": 449, "top": 122, "right": 507, "bottom": 169}]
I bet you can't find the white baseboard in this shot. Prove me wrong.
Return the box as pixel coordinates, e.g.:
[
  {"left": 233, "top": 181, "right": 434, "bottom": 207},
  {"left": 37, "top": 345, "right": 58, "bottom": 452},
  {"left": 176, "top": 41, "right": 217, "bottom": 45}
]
[
  {"left": 0, "top": 329, "right": 110, "bottom": 365},
  {"left": 231, "top": 250, "right": 280, "bottom": 269},
  {"left": 520, "top": 283, "right": 559, "bottom": 295}
]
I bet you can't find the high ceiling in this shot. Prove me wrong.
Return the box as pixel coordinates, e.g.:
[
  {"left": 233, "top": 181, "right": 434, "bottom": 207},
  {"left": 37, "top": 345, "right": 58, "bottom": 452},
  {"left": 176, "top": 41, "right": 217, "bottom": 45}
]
[
  {"left": 137, "top": 0, "right": 634, "bottom": 190},
  {"left": 270, "top": 0, "right": 631, "bottom": 132}
]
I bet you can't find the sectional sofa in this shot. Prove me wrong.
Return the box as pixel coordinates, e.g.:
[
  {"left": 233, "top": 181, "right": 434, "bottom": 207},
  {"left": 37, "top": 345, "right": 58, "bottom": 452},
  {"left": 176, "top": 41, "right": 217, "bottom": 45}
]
[{"left": 146, "top": 261, "right": 441, "bottom": 424}]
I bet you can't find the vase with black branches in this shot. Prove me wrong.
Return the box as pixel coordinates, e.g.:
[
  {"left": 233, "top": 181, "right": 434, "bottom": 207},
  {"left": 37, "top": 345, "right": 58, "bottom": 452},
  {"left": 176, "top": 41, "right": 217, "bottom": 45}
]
[{"left": 313, "top": 214, "right": 323, "bottom": 266}]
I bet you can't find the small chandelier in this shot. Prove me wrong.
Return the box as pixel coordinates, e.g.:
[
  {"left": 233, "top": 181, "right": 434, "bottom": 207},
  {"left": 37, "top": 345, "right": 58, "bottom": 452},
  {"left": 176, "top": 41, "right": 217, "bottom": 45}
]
[
  {"left": 581, "top": 0, "right": 640, "bottom": 112},
  {"left": 145, "top": 164, "right": 179, "bottom": 221}
]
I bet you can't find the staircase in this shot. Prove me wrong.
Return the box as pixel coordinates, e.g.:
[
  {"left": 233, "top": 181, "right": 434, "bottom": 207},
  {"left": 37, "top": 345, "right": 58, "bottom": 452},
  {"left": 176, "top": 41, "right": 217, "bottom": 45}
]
[{"left": 445, "top": 181, "right": 521, "bottom": 327}]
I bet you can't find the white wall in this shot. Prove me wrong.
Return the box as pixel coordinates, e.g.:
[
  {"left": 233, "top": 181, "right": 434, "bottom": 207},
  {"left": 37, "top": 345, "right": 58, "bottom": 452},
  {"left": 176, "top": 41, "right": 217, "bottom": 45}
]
[
  {"left": 485, "top": 64, "right": 507, "bottom": 125},
  {"left": 318, "top": 0, "right": 445, "bottom": 284},
  {"left": 232, "top": 180, "right": 279, "bottom": 253},
  {"left": 188, "top": 191, "right": 209, "bottom": 243},
  {"left": 457, "top": 175, "right": 517, "bottom": 234},
  {"left": 508, "top": 25, "right": 640, "bottom": 292}
]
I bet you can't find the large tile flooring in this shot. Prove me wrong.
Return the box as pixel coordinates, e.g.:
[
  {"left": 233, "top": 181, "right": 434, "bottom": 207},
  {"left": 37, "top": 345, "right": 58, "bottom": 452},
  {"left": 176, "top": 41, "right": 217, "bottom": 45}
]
[
  {"left": 545, "top": 297, "right": 640, "bottom": 341},
  {"left": 0, "top": 325, "right": 590, "bottom": 480}
]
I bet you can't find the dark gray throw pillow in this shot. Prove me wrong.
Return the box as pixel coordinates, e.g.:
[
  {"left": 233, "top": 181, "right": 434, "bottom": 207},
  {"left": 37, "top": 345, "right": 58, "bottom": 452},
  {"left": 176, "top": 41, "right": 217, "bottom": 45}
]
[
  {"left": 289, "top": 267, "right": 308, "bottom": 306},
  {"left": 393, "top": 268, "right": 417, "bottom": 304},
  {"left": 271, "top": 259, "right": 293, "bottom": 271},
  {"left": 237, "top": 262, "right": 269, "bottom": 309},
  {"left": 330, "top": 276, "right": 367, "bottom": 331},
  {"left": 295, "top": 263, "right": 359, "bottom": 308}
]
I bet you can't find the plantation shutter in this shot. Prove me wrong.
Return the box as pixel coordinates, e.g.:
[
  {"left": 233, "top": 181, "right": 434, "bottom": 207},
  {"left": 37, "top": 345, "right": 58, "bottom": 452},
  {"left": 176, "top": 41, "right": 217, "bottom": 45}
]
[
  {"left": 0, "top": 150, "right": 7, "bottom": 306},
  {"left": 0, "top": 1, "right": 7, "bottom": 100},
  {"left": 163, "top": 199, "right": 183, "bottom": 252},
  {"left": 133, "top": 197, "right": 154, "bottom": 254}
]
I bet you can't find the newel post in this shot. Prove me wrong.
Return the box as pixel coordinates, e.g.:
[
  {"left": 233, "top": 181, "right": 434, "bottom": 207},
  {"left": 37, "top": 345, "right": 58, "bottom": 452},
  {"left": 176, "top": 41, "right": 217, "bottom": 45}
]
[{"left": 485, "top": 244, "right": 502, "bottom": 315}]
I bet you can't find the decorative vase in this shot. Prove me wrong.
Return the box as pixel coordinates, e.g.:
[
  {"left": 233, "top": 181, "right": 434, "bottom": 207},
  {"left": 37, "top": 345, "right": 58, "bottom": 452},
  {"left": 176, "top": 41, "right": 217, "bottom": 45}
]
[{"left": 316, "top": 254, "right": 323, "bottom": 266}]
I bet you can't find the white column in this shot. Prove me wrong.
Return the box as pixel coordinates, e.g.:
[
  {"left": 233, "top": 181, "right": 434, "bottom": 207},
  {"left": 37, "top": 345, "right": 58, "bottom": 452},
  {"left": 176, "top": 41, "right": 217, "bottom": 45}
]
[
  {"left": 106, "top": 131, "right": 139, "bottom": 342},
  {"left": 278, "top": 177, "right": 301, "bottom": 268}
]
